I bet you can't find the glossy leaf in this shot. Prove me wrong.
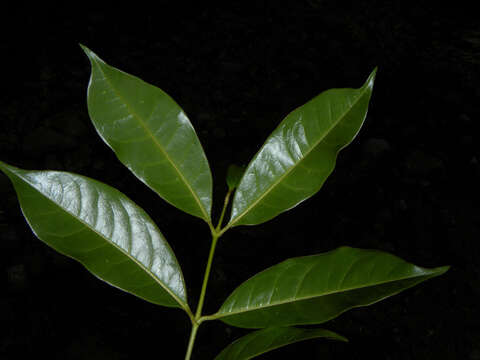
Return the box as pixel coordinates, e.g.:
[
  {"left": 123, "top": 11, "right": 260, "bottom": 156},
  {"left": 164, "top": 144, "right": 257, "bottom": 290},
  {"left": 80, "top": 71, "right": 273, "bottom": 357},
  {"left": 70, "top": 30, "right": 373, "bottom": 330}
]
[
  {"left": 81, "top": 45, "right": 212, "bottom": 222},
  {"left": 214, "top": 327, "right": 346, "bottom": 360},
  {"left": 214, "top": 246, "right": 449, "bottom": 328},
  {"left": 229, "top": 70, "right": 376, "bottom": 227},
  {"left": 0, "top": 161, "right": 188, "bottom": 310},
  {"left": 226, "top": 164, "right": 245, "bottom": 190}
]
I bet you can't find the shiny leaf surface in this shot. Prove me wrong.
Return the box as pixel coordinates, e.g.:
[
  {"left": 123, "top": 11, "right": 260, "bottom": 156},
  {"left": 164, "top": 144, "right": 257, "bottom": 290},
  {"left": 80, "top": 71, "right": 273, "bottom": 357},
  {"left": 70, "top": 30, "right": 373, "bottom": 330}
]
[
  {"left": 214, "top": 327, "right": 346, "bottom": 360},
  {"left": 214, "top": 246, "right": 449, "bottom": 328},
  {"left": 229, "top": 70, "right": 376, "bottom": 227},
  {"left": 0, "top": 161, "right": 188, "bottom": 310},
  {"left": 81, "top": 45, "right": 212, "bottom": 221}
]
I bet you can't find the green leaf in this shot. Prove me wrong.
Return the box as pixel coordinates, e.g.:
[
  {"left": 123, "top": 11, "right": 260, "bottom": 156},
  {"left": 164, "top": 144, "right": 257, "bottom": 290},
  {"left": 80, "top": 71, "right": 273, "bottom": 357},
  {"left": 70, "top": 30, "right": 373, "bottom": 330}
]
[
  {"left": 214, "top": 327, "right": 347, "bottom": 360},
  {"left": 226, "top": 164, "right": 245, "bottom": 191},
  {"left": 228, "top": 70, "right": 376, "bottom": 227},
  {"left": 213, "top": 246, "right": 449, "bottom": 328},
  {"left": 80, "top": 45, "right": 212, "bottom": 222},
  {"left": 0, "top": 161, "right": 188, "bottom": 310}
]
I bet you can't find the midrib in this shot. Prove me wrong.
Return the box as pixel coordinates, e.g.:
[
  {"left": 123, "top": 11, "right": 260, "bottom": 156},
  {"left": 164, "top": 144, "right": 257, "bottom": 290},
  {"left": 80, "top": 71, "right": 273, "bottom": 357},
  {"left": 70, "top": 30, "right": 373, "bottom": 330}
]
[
  {"left": 94, "top": 60, "right": 208, "bottom": 221},
  {"left": 214, "top": 272, "right": 434, "bottom": 319},
  {"left": 12, "top": 168, "right": 188, "bottom": 310},
  {"left": 231, "top": 86, "right": 368, "bottom": 226}
]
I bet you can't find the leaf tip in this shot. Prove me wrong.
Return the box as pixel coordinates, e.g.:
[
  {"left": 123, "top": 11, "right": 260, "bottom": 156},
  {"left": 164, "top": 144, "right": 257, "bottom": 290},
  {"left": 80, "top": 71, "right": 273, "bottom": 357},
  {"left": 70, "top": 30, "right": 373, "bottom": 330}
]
[
  {"left": 79, "top": 43, "right": 90, "bottom": 55},
  {"left": 365, "top": 67, "right": 377, "bottom": 89},
  {"left": 436, "top": 265, "right": 451, "bottom": 275},
  {"left": 0, "top": 160, "right": 12, "bottom": 173},
  {"left": 0, "top": 161, "right": 21, "bottom": 182},
  {"left": 79, "top": 44, "right": 101, "bottom": 64}
]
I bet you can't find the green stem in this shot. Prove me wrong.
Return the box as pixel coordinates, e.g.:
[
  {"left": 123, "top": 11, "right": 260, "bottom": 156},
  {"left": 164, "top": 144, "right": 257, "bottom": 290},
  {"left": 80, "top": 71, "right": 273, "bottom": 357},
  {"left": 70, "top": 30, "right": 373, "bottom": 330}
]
[
  {"left": 216, "top": 189, "right": 232, "bottom": 231},
  {"left": 184, "top": 190, "right": 232, "bottom": 359},
  {"left": 195, "top": 233, "right": 219, "bottom": 319},
  {"left": 184, "top": 323, "right": 199, "bottom": 360},
  {"left": 184, "top": 235, "right": 218, "bottom": 360}
]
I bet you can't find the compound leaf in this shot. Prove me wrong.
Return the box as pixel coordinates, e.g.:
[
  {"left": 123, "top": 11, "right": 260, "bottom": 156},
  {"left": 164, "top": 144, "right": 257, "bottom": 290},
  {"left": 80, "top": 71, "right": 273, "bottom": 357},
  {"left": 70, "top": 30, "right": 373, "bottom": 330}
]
[
  {"left": 213, "top": 246, "right": 448, "bottom": 328},
  {"left": 81, "top": 45, "right": 212, "bottom": 222},
  {"left": 229, "top": 70, "right": 376, "bottom": 227},
  {"left": 0, "top": 161, "right": 189, "bottom": 310}
]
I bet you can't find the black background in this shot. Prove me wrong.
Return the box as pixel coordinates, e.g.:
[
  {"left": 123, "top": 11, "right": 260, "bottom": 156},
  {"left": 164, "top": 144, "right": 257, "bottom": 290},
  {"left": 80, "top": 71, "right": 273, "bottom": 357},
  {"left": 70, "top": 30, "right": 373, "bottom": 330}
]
[{"left": 0, "top": 2, "right": 478, "bottom": 359}]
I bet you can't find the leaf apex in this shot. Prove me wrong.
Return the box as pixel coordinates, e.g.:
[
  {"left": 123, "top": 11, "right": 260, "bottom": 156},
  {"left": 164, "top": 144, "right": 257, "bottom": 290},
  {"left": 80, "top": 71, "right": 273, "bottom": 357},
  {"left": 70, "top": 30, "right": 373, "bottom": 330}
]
[
  {"left": 435, "top": 265, "right": 451, "bottom": 275},
  {"left": 80, "top": 44, "right": 102, "bottom": 64},
  {"left": 336, "top": 334, "right": 349, "bottom": 343},
  {"left": 364, "top": 67, "right": 377, "bottom": 90},
  {"left": 0, "top": 160, "right": 14, "bottom": 174}
]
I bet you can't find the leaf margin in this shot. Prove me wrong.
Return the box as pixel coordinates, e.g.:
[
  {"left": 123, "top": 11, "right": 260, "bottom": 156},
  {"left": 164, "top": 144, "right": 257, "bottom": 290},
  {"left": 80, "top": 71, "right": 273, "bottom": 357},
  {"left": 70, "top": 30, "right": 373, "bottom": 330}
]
[
  {"left": 214, "top": 326, "right": 347, "bottom": 360},
  {"left": 80, "top": 44, "right": 213, "bottom": 223},
  {"left": 0, "top": 160, "right": 190, "bottom": 312},
  {"left": 227, "top": 69, "right": 377, "bottom": 228},
  {"left": 210, "top": 246, "right": 449, "bottom": 328}
]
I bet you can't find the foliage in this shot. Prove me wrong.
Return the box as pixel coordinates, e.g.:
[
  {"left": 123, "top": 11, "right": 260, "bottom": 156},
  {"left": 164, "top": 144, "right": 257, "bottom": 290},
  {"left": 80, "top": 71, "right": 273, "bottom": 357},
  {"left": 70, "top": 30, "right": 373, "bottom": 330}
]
[{"left": 0, "top": 46, "right": 449, "bottom": 359}]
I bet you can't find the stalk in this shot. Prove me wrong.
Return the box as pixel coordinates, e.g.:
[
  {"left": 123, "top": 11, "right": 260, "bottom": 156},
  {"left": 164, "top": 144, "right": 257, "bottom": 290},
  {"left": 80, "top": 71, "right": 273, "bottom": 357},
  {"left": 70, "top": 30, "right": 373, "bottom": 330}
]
[
  {"left": 216, "top": 189, "right": 232, "bottom": 232},
  {"left": 195, "top": 233, "right": 219, "bottom": 319},
  {"left": 184, "top": 190, "right": 232, "bottom": 359},
  {"left": 184, "top": 324, "right": 199, "bottom": 360}
]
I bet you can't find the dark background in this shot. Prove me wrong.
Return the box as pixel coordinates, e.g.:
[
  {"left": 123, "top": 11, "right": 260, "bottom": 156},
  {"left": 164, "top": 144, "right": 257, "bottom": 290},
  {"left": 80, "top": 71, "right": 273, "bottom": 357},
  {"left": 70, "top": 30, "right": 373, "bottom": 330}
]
[{"left": 0, "top": 2, "right": 478, "bottom": 359}]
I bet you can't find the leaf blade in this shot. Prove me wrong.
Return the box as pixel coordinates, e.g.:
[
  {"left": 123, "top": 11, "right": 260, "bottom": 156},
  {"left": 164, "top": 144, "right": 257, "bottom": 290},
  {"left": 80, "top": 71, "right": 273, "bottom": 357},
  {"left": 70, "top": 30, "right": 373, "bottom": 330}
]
[
  {"left": 229, "top": 70, "right": 376, "bottom": 226},
  {"left": 0, "top": 161, "right": 188, "bottom": 310},
  {"left": 214, "top": 327, "right": 347, "bottom": 360},
  {"left": 214, "top": 246, "right": 449, "bottom": 328},
  {"left": 81, "top": 45, "right": 212, "bottom": 221}
]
